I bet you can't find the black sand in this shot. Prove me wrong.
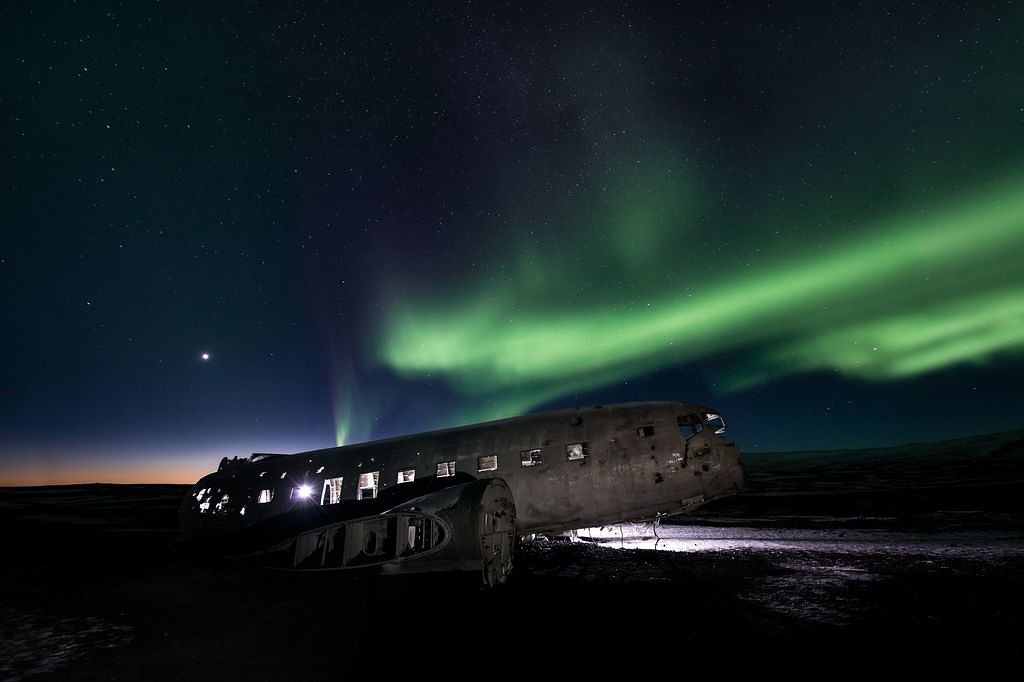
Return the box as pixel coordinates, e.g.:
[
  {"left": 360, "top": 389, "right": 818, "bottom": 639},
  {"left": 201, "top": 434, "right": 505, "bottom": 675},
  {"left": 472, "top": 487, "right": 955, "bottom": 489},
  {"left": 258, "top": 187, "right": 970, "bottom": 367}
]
[{"left": 2, "top": 430, "right": 1023, "bottom": 678}]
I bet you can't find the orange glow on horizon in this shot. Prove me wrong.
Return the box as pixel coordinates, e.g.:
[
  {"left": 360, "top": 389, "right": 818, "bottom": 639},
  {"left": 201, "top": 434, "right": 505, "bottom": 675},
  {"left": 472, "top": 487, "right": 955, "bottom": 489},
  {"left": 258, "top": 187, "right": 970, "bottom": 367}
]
[
  {"left": 0, "top": 464, "right": 208, "bottom": 487},
  {"left": 0, "top": 438, "right": 326, "bottom": 488}
]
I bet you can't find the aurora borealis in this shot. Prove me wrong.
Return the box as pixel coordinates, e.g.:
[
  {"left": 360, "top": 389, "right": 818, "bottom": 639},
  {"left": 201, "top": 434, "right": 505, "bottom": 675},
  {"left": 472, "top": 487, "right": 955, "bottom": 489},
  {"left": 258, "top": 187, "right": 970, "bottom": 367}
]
[
  {"left": 2, "top": 2, "right": 1023, "bottom": 484},
  {"left": 381, "top": 174, "right": 1024, "bottom": 414}
]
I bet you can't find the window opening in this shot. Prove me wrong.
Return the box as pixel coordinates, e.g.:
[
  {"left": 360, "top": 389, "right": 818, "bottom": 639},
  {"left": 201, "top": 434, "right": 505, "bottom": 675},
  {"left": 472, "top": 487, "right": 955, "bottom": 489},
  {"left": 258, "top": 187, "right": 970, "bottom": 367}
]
[
  {"left": 321, "top": 477, "right": 343, "bottom": 504},
  {"left": 678, "top": 414, "right": 704, "bottom": 439},
  {"left": 520, "top": 448, "right": 542, "bottom": 467},
  {"left": 705, "top": 413, "right": 726, "bottom": 435},
  {"left": 290, "top": 484, "right": 314, "bottom": 500},
  {"left": 357, "top": 471, "right": 379, "bottom": 500}
]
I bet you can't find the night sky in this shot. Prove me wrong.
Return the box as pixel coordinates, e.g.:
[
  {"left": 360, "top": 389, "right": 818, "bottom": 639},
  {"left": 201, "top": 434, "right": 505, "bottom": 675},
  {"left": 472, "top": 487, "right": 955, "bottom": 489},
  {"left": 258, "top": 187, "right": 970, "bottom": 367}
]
[{"left": 3, "top": 2, "right": 1023, "bottom": 485}]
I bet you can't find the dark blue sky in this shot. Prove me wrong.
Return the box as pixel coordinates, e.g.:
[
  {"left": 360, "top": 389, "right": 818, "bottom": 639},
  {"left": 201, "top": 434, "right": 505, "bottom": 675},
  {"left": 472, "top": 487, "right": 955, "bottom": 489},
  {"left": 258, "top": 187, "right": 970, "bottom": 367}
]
[{"left": 2, "top": 2, "right": 1023, "bottom": 484}]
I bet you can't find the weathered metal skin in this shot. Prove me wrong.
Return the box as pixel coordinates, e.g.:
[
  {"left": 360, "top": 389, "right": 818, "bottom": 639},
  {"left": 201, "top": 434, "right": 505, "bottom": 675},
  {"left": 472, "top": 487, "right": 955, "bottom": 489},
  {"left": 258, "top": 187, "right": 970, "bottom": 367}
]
[
  {"left": 230, "top": 479, "right": 517, "bottom": 586},
  {"left": 179, "top": 401, "right": 743, "bottom": 580}
]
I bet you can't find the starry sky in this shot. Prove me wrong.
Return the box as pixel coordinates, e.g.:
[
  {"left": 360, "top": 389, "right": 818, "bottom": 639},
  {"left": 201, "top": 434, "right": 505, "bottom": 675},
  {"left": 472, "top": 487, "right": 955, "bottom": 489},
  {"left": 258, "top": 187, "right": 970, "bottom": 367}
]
[{"left": 2, "top": 2, "right": 1023, "bottom": 485}]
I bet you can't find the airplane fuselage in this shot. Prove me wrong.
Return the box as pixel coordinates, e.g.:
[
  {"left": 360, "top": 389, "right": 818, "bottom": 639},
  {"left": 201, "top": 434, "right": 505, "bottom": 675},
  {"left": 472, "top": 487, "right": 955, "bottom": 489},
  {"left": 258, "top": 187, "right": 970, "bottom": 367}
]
[{"left": 181, "top": 401, "right": 744, "bottom": 539}]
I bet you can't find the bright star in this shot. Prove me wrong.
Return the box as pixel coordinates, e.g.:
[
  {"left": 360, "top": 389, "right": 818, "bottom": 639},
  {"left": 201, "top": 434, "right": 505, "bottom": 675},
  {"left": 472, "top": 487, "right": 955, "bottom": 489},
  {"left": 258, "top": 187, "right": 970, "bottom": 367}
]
[{"left": 200, "top": 352, "right": 210, "bottom": 361}]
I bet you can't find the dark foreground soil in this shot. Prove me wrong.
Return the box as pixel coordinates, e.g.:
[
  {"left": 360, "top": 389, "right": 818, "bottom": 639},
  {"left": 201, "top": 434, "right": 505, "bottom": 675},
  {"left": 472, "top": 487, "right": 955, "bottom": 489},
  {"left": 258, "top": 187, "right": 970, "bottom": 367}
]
[{"left": 2, "top": 430, "right": 1023, "bottom": 678}]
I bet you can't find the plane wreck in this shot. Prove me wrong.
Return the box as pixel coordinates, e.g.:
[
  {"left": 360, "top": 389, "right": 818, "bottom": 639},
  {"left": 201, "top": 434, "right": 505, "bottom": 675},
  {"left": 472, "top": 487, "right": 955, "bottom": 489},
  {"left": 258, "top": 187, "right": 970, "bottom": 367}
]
[{"left": 180, "top": 401, "right": 744, "bottom": 585}]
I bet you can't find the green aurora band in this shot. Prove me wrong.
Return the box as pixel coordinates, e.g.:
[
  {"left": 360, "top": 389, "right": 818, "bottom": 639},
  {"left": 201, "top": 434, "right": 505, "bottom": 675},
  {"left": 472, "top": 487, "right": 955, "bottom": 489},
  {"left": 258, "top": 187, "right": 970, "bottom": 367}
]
[
  {"left": 320, "top": 6, "right": 1024, "bottom": 445},
  {"left": 375, "top": 174, "right": 1024, "bottom": 425}
]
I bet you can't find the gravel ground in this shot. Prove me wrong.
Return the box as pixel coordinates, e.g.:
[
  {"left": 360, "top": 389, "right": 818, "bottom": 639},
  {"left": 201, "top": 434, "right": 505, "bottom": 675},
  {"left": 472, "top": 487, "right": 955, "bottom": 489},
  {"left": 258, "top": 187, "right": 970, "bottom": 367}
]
[{"left": 2, "top": 432, "right": 1022, "bottom": 677}]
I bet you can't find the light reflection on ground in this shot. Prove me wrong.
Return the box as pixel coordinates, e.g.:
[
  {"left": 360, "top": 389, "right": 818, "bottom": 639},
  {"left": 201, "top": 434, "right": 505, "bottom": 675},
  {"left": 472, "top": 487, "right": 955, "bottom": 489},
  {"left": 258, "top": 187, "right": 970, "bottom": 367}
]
[
  {"left": 566, "top": 523, "right": 1024, "bottom": 625},
  {"left": 578, "top": 523, "right": 1024, "bottom": 557}
]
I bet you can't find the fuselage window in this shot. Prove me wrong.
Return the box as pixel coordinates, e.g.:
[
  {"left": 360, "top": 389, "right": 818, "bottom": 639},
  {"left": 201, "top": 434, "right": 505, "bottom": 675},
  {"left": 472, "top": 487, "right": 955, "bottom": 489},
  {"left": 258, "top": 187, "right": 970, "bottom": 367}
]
[
  {"left": 437, "top": 461, "right": 456, "bottom": 477},
  {"left": 357, "top": 471, "right": 379, "bottom": 500},
  {"left": 520, "top": 449, "right": 542, "bottom": 467},
  {"left": 566, "top": 443, "right": 587, "bottom": 461},
  {"left": 478, "top": 455, "right": 498, "bottom": 472},
  {"left": 398, "top": 468, "right": 416, "bottom": 484},
  {"left": 321, "top": 477, "right": 343, "bottom": 504},
  {"left": 290, "top": 484, "right": 314, "bottom": 500},
  {"left": 197, "top": 488, "right": 213, "bottom": 513},
  {"left": 637, "top": 425, "right": 655, "bottom": 438},
  {"left": 214, "top": 493, "right": 231, "bottom": 513},
  {"left": 257, "top": 488, "right": 274, "bottom": 504}
]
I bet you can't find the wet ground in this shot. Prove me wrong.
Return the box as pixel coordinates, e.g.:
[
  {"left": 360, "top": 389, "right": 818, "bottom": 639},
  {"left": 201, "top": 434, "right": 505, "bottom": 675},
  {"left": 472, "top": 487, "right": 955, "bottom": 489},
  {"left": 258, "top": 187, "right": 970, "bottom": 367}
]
[{"left": 2, "top": 429, "right": 1023, "bottom": 677}]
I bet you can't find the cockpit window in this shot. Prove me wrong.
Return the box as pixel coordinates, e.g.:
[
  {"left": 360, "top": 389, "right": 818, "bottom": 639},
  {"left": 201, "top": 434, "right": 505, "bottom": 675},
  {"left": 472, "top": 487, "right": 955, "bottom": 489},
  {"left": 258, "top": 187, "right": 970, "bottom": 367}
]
[
  {"left": 705, "top": 413, "right": 726, "bottom": 435},
  {"left": 677, "top": 414, "right": 704, "bottom": 439}
]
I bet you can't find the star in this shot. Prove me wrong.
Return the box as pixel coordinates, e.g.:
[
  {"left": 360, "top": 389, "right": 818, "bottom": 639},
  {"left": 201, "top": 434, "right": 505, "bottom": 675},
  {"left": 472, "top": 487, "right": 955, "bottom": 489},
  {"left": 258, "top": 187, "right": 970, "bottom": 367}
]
[{"left": 200, "top": 352, "right": 211, "bottom": 361}]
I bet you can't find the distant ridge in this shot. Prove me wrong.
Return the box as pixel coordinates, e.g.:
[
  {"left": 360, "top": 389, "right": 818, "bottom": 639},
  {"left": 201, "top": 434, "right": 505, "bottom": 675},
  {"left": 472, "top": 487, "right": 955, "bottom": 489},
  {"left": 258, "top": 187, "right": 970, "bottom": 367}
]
[
  {"left": 753, "top": 427, "right": 1024, "bottom": 459},
  {"left": 731, "top": 427, "right": 1024, "bottom": 502}
]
